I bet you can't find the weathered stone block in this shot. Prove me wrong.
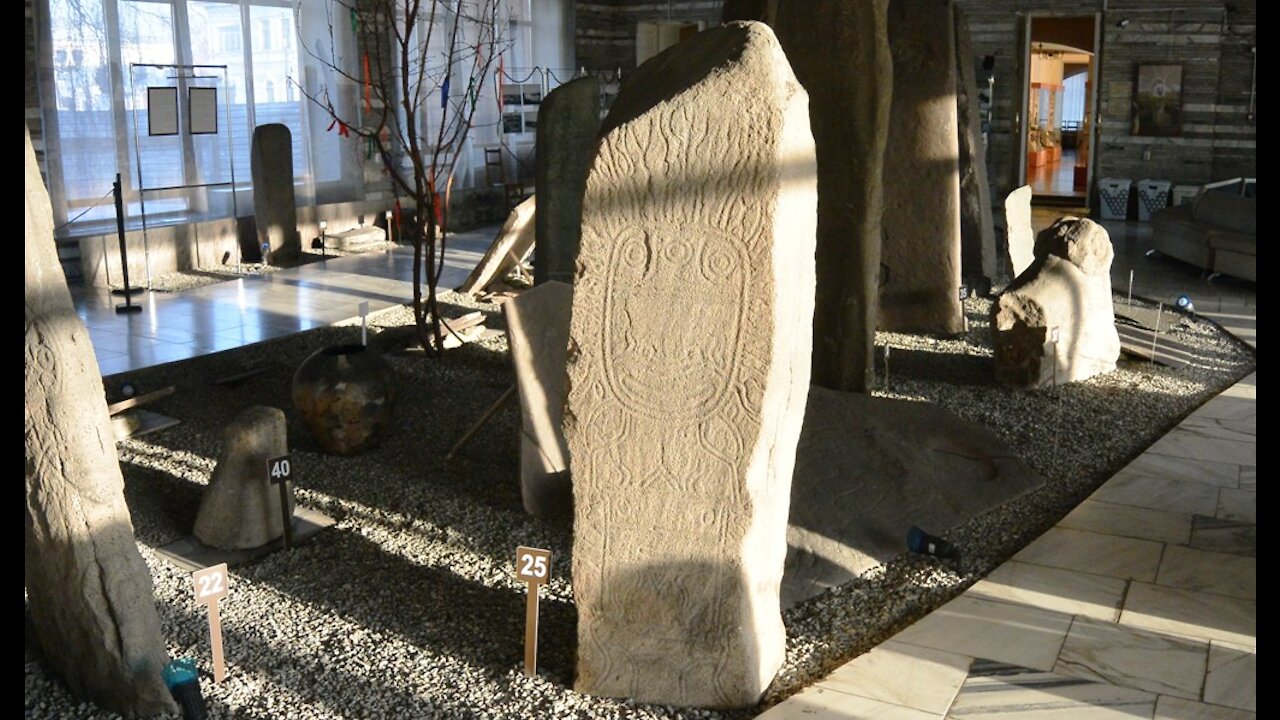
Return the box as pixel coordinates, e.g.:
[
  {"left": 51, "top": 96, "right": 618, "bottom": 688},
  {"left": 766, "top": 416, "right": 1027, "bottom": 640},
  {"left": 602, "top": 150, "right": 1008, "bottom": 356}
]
[
  {"left": 252, "top": 123, "right": 300, "bottom": 264},
  {"left": 535, "top": 76, "right": 600, "bottom": 286},
  {"left": 194, "top": 406, "right": 294, "bottom": 549},
  {"left": 567, "top": 21, "right": 815, "bottom": 708},
  {"left": 880, "top": 0, "right": 964, "bottom": 334},
  {"left": 504, "top": 281, "right": 573, "bottom": 520},
  {"left": 994, "top": 217, "right": 1121, "bottom": 388}
]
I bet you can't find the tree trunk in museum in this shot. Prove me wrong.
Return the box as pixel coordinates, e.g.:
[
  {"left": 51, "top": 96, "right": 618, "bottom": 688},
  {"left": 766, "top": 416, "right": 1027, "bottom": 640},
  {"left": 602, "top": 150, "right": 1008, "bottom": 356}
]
[{"left": 24, "top": 127, "right": 177, "bottom": 717}]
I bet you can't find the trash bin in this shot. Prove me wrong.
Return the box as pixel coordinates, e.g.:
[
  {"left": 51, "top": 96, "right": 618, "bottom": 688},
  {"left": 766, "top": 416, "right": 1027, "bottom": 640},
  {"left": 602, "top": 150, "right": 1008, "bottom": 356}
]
[
  {"left": 1098, "top": 178, "right": 1132, "bottom": 220},
  {"left": 1136, "top": 179, "right": 1172, "bottom": 221},
  {"left": 1171, "top": 184, "right": 1200, "bottom": 207}
]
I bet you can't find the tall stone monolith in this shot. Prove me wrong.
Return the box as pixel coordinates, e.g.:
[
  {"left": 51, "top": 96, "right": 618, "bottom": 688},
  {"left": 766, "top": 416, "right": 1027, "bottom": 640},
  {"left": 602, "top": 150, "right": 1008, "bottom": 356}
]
[
  {"left": 954, "top": 5, "right": 998, "bottom": 290},
  {"left": 567, "top": 21, "right": 816, "bottom": 708},
  {"left": 252, "top": 123, "right": 300, "bottom": 264},
  {"left": 24, "top": 128, "right": 177, "bottom": 717},
  {"left": 880, "top": 0, "right": 965, "bottom": 334},
  {"left": 725, "top": 0, "right": 891, "bottom": 393},
  {"left": 535, "top": 76, "right": 600, "bottom": 286}
]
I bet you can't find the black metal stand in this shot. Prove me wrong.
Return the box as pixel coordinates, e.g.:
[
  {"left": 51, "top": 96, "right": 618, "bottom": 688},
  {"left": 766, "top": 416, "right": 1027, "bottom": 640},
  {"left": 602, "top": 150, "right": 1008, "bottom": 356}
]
[{"left": 113, "top": 173, "right": 143, "bottom": 315}]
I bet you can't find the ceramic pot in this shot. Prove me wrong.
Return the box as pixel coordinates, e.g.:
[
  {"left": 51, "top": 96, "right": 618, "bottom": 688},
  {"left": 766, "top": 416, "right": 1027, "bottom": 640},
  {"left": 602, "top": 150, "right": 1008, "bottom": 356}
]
[{"left": 291, "top": 343, "right": 395, "bottom": 455}]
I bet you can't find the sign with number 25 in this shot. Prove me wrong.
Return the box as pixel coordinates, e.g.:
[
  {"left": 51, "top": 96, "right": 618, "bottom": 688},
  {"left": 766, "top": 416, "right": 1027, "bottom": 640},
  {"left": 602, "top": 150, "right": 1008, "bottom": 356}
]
[{"left": 515, "top": 546, "right": 550, "bottom": 584}]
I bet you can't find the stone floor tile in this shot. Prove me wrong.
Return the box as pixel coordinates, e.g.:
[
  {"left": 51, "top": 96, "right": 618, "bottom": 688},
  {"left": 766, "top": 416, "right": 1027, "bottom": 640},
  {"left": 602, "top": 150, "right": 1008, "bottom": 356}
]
[
  {"left": 1146, "top": 428, "right": 1255, "bottom": 468},
  {"left": 945, "top": 658, "right": 1155, "bottom": 719},
  {"left": 1012, "top": 527, "right": 1163, "bottom": 582},
  {"left": 757, "top": 686, "right": 937, "bottom": 720},
  {"left": 1156, "top": 545, "right": 1255, "bottom": 600},
  {"left": 1058, "top": 500, "right": 1192, "bottom": 545},
  {"left": 1090, "top": 474, "right": 1220, "bottom": 516},
  {"left": 1053, "top": 616, "right": 1208, "bottom": 700},
  {"left": 1215, "top": 489, "right": 1256, "bottom": 524},
  {"left": 819, "top": 640, "right": 971, "bottom": 713},
  {"left": 1154, "top": 695, "right": 1256, "bottom": 719},
  {"left": 969, "top": 561, "right": 1126, "bottom": 621},
  {"left": 1119, "top": 582, "right": 1255, "bottom": 648},
  {"left": 1188, "top": 516, "right": 1255, "bottom": 557},
  {"left": 1203, "top": 641, "right": 1256, "bottom": 712},
  {"left": 894, "top": 595, "right": 1073, "bottom": 672}
]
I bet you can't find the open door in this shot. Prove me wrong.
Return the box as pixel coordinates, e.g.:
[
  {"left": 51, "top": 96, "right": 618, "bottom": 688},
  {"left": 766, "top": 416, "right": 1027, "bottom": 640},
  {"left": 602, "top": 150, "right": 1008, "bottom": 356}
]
[
  {"left": 1010, "top": 13, "right": 1031, "bottom": 192},
  {"left": 1018, "top": 14, "right": 1098, "bottom": 207}
]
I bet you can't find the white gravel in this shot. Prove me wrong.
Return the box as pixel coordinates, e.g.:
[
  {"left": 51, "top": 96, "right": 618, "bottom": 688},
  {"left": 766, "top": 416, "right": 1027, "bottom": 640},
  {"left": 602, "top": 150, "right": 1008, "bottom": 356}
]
[{"left": 26, "top": 290, "right": 1253, "bottom": 719}]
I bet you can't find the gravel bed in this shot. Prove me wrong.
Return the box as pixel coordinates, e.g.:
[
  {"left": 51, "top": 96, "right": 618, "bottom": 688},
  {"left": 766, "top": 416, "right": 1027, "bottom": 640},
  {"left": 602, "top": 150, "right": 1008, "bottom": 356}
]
[{"left": 26, "top": 290, "right": 1254, "bottom": 719}]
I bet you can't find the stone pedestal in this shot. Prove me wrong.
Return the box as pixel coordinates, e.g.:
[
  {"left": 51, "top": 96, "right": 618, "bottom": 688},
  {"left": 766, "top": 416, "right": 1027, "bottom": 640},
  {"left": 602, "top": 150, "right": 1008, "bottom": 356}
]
[
  {"left": 880, "top": 0, "right": 964, "bottom": 334},
  {"left": 568, "top": 22, "right": 816, "bottom": 708}
]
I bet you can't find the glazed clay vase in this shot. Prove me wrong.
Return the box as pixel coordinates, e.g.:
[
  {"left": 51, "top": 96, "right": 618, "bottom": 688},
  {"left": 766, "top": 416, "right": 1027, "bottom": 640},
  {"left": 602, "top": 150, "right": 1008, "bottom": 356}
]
[{"left": 292, "top": 344, "right": 395, "bottom": 455}]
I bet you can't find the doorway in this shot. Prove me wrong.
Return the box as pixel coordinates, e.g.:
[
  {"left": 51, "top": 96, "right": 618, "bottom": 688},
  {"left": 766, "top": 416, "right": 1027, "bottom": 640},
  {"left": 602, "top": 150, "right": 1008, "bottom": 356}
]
[{"left": 1015, "top": 15, "right": 1100, "bottom": 207}]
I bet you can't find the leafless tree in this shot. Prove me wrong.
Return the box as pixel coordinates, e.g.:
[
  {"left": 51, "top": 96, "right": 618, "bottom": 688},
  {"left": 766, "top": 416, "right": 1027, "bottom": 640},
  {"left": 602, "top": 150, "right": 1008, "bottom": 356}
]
[{"left": 299, "top": 0, "right": 507, "bottom": 355}]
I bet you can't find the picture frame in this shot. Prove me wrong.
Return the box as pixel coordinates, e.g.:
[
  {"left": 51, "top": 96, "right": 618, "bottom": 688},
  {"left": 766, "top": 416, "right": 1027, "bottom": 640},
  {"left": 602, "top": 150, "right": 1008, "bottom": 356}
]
[
  {"left": 147, "top": 86, "right": 179, "bottom": 136},
  {"left": 1132, "top": 64, "right": 1183, "bottom": 137},
  {"left": 189, "top": 86, "right": 218, "bottom": 135}
]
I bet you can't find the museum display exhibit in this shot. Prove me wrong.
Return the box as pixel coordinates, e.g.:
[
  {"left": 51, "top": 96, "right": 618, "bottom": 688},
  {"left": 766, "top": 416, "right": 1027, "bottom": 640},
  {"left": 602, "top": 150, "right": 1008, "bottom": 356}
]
[{"left": 25, "top": 0, "right": 1255, "bottom": 718}]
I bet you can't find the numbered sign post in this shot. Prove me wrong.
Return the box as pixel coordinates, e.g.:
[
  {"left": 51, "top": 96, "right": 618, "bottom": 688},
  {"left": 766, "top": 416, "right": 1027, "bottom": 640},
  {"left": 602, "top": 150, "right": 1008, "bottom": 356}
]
[
  {"left": 267, "top": 454, "right": 294, "bottom": 549},
  {"left": 515, "top": 546, "right": 551, "bottom": 677},
  {"left": 192, "top": 563, "right": 229, "bottom": 683},
  {"left": 884, "top": 345, "right": 891, "bottom": 390},
  {"left": 358, "top": 301, "right": 370, "bottom": 346}
]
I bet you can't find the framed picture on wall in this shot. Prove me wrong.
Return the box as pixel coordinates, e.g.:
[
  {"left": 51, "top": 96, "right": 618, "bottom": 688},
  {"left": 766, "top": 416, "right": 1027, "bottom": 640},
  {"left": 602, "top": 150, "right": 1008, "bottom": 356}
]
[
  {"left": 147, "top": 86, "right": 179, "bottom": 136},
  {"left": 1132, "top": 64, "right": 1183, "bottom": 137}
]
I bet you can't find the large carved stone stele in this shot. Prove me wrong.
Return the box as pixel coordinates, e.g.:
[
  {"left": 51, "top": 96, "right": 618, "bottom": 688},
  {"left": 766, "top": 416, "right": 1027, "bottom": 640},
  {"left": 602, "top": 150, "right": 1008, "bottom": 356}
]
[
  {"left": 24, "top": 127, "right": 176, "bottom": 716},
  {"left": 880, "top": 0, "right": 965, "bottom": 334},
  {"left": 725, "top": 0, "right": 892, "bottom": 394},
  {"left": 534, "top": 76, "right": 600, "bottom": 286},
  {"left": 566, "top": 22, "right": 816, "bottom": 708}
]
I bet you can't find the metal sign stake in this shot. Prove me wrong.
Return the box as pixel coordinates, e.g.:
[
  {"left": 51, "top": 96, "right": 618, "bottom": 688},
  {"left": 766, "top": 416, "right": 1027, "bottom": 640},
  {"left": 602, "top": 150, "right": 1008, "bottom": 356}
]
[
  {"left": 192, "top": 563, "right": 230, "bottom": 683},
  {"left": 515, "top": 546, "right": 551, "bottom": 677}
]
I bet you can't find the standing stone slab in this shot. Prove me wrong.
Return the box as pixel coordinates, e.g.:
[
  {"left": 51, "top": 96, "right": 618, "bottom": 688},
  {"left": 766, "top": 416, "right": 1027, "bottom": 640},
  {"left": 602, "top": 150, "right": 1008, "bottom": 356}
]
[
  {"left": 954, "top": 5, "right": 998, "bottom": 290},
  {"left": 535, "top": 76, "right": 600, "bottom": 286},
  {"left": 252, "top": 123, "right": 300, "bottom": 264},
  {"left": 456, "top": 195, "right": 536, "bottom": 295},
  {"left": 1004, "top": 185, "right": 1035, "bottom": 279},
  {"left": 880, "top": 0, "right": 964, "bottom": 334},
  {"left": 24, "top": 128, "right": 177, "bottom": 717},
  {"left": 504, "top": 281, "right": 573, "bottom": 520},
  {"left": 567, "top": 22, "right": 816, "bottom": 708},
  {"left": 194, "top": 406, "right": 294, "bottom": 550},
  {"left": 734, "top": 0, "right": 892, "bottom": 393},
  {"left": 994, "top": 216, "right": 1120, "bottom": 388}
]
